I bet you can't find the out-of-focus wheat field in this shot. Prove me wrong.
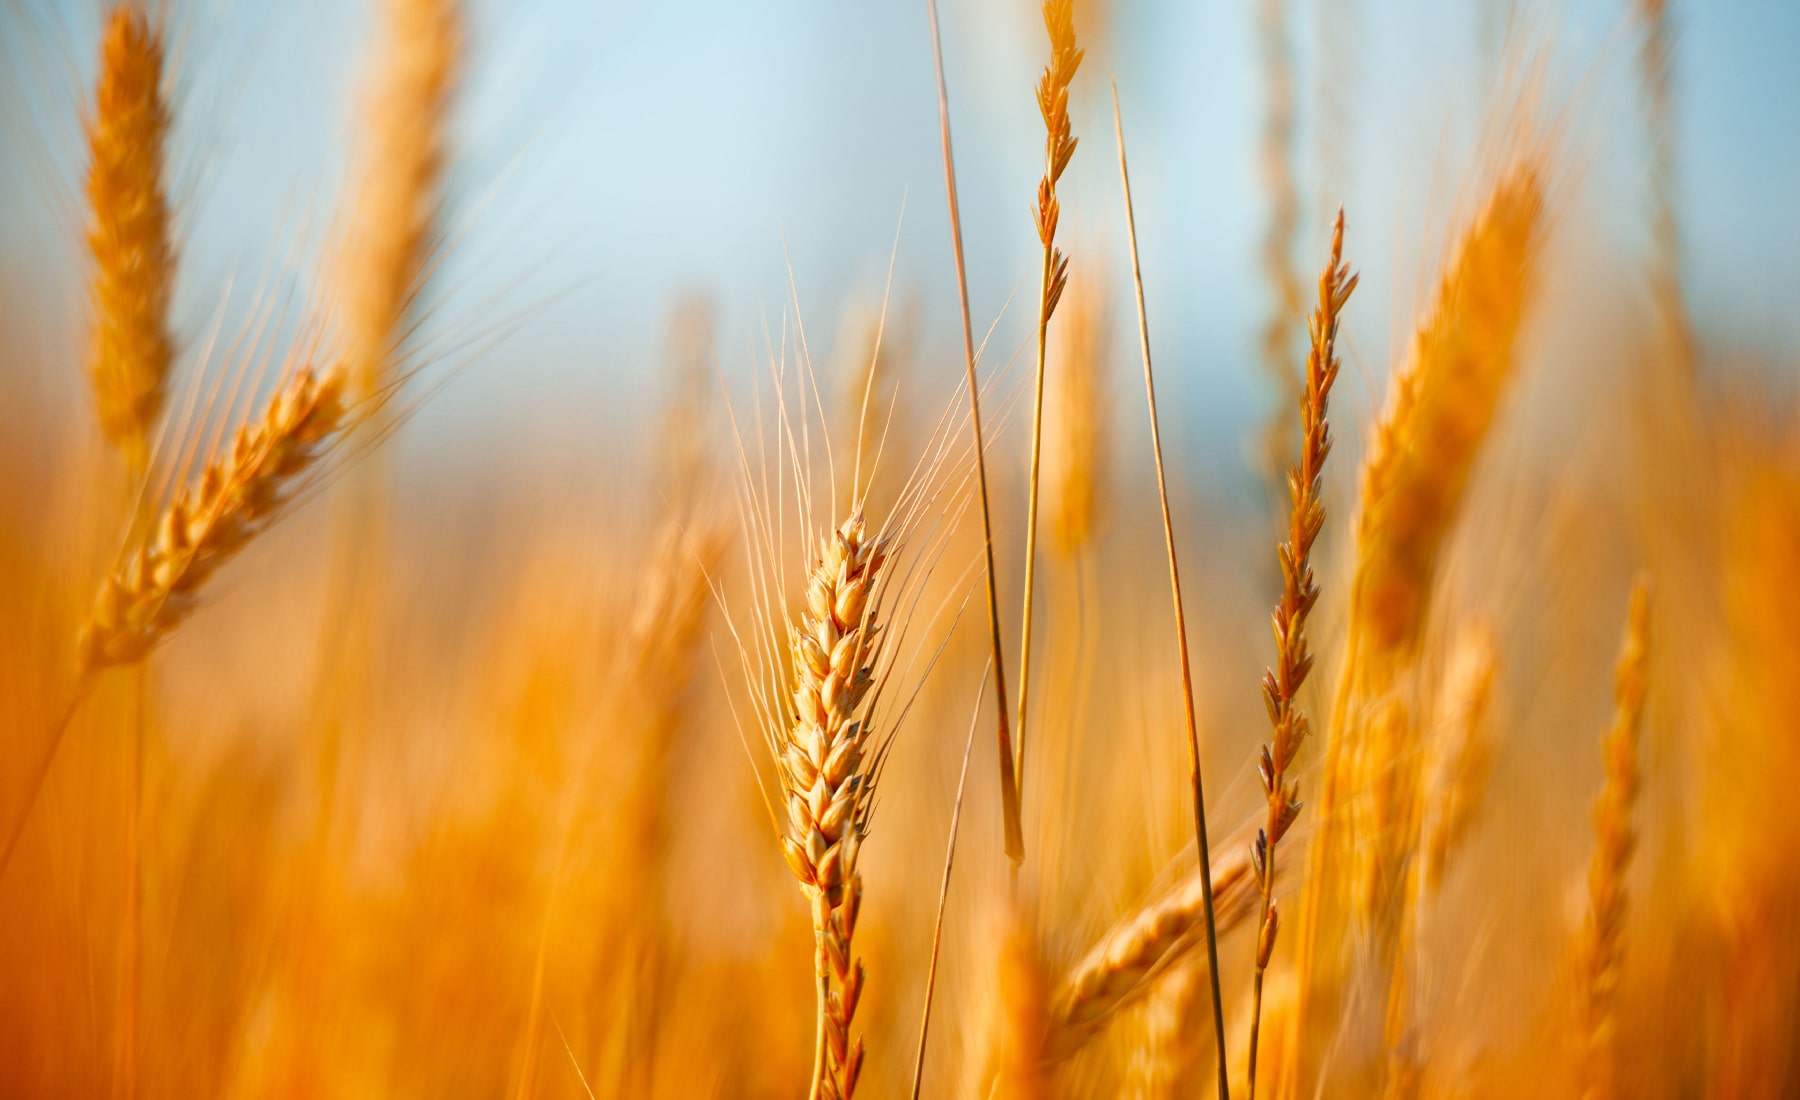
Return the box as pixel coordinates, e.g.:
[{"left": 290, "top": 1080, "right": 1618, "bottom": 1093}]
[{"left": 2, "top": 0, "right": 1798, "bottom": 1096}]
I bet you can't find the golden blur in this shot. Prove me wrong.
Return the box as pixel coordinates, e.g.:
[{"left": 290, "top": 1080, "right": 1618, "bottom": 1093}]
[{"left": 2, "top": 0, "right": 1797, "bottom": 1098}]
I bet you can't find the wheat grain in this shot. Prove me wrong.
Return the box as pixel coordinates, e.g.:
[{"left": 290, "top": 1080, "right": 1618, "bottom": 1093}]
[{"left": 85, "top": 2, "right": 174, "bottom": 472}]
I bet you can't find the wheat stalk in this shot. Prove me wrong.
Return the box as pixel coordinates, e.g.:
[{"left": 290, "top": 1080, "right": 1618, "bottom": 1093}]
[
  {"left": 1113, "top": 81, "right": 1230, "bottom": 1098},
  {"left": 1045, "top": 264, "right": 1108, "bottom": 560},
  {"left": 1014, "top": 0, "right": 1083, "bottom": 818},
  {"left": 85, "top": 2, "right": 174, "bottom": 472},
  {"left": 1245, "top": 208, "right": 1354, "bottom": 1098},
  {"left": 924, "top": 0, "right": 1024, "bottom": 867},
  {"left": 1577, "top": 576, "right": 1652, "bottom": 1100}
]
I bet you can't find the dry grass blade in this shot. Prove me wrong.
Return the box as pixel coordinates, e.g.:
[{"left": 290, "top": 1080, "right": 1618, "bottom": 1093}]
[
  {"left": 1246, "top": 208, "right": 1354, "bottom": 1098},
  {"left": 1113, "top": 80, "right": 1230, "bottom": 1099},
  {"left": 85, "top": 1, "right": 174, "bottom": 471},
  {"left": 1014, "top": 0, "right": 1083, "bottom": 817},
  {"left": 1578, "top": 576, "right": 1652, "bottom": 1100},
  {"left": 1046, "top": 844, "right": 1259, "bottom": 1062},
  {"left": 923, "top": 0, "right": 1023, "bottom": 866}
]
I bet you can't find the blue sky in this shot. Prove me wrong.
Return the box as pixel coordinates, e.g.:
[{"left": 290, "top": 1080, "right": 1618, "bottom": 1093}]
[{"left": 3, "top": 0, "right": 1797, "bottom": 485}]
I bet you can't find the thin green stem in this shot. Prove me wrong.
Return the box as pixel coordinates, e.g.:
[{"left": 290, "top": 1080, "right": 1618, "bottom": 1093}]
[{"left": 1113, "top": 80, "right": 1230, "bottom": 1100}]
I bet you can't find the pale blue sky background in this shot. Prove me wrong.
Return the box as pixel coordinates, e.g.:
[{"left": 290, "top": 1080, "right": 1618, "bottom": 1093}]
[{"left": 2, "top": 0, "right": 1797, "bottom": 490}]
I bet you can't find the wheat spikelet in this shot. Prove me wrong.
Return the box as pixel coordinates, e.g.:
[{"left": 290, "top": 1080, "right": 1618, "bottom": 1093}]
[
  {"left": 1045, "top": 844, "right": 1257, "bottom": 1062},
  {"left": 335, "top": 0, "right": 462, "bottom": 399},
  {"left": 77, "top": 364, "right": 348, "bottom": 671},
  {"left": 84, "top": 2, "right": 174, "bottom": 471},
  {"left": 1246, "top": 208, "right": 1354, "bottom": 1096},
  {"left": 1044, "top": 264, "right": 1108, "bottom": 559},
  {"left": 768, "top": 512, "right": 892, "bottom": 1100},
  {"left": 1577, "top": 577, "right": 1652, "bottom": 1100},
  {"left": 1015, "top": 0, "right": 1083, "bottom": 807}
]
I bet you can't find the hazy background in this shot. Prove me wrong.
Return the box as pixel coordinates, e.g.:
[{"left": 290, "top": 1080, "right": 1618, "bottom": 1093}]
[{"left": 2, "top": 0, "right": 1797, "bottom": 499}]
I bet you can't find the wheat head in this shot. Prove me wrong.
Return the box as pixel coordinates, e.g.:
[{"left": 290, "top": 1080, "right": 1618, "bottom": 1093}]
[
  {"left": 85, "top": 2, "right": 174, "bottom": 471},
  {"left": 771, "top": 512, "right": 891, "bottom": 1100},
  {"left": 1577, "top": 576, "right": 1652, "bottom": 1100},
  {"left": 77, "top": 364, "right": 348, "bottom": 670},
  {"left": 1045, "top": 844, "right": 1257, "bottom": 1062},
  {"left": 335, "top": 0, "right": 462, "bottom": 400}
]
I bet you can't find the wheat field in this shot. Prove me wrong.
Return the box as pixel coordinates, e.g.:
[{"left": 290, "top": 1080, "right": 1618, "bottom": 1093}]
[{"left": 1, "top": 0, "right": 1797, "bottom": 1097}]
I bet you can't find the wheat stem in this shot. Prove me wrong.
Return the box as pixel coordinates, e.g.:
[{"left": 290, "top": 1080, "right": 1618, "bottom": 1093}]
[
  {"left": 1112, "top": 80, "right": 1229, "bottom": 1100},
  {"left": 912, "top": 664, "right": 989, "bottom": 1100},
  {"left": 923, "top": 0, "right": 1024, "bottom": 866}
]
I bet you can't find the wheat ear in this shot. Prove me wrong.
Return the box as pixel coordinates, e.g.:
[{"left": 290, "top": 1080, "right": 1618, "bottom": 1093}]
[
  {"left": 1045, "top": 844, "right": 1259, "bottom": 1063},
  {"left": 1285, "top": 159, "right": 1546, "bottom": 1095},
  {"left": 770, "top": 513, "right": 891, "bottom": 1100},
  {"left": 335, "top": 0, "right": 462, "bottom": 399},
  {"left": 78, "top": 364, "right": 349, "bottom": 671},
  {"left": 85, "top": 1, "right": 174, "bottom": 471},
  {"left": 1014, "top": 0, "right": 1083, "bottom": 817},
  {"left": 1245, "top": 208, "right": 1354, "bottom": 1098},
  {"left": 1578, "top": 577, "right": 1652, "bottom": 1100}
]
